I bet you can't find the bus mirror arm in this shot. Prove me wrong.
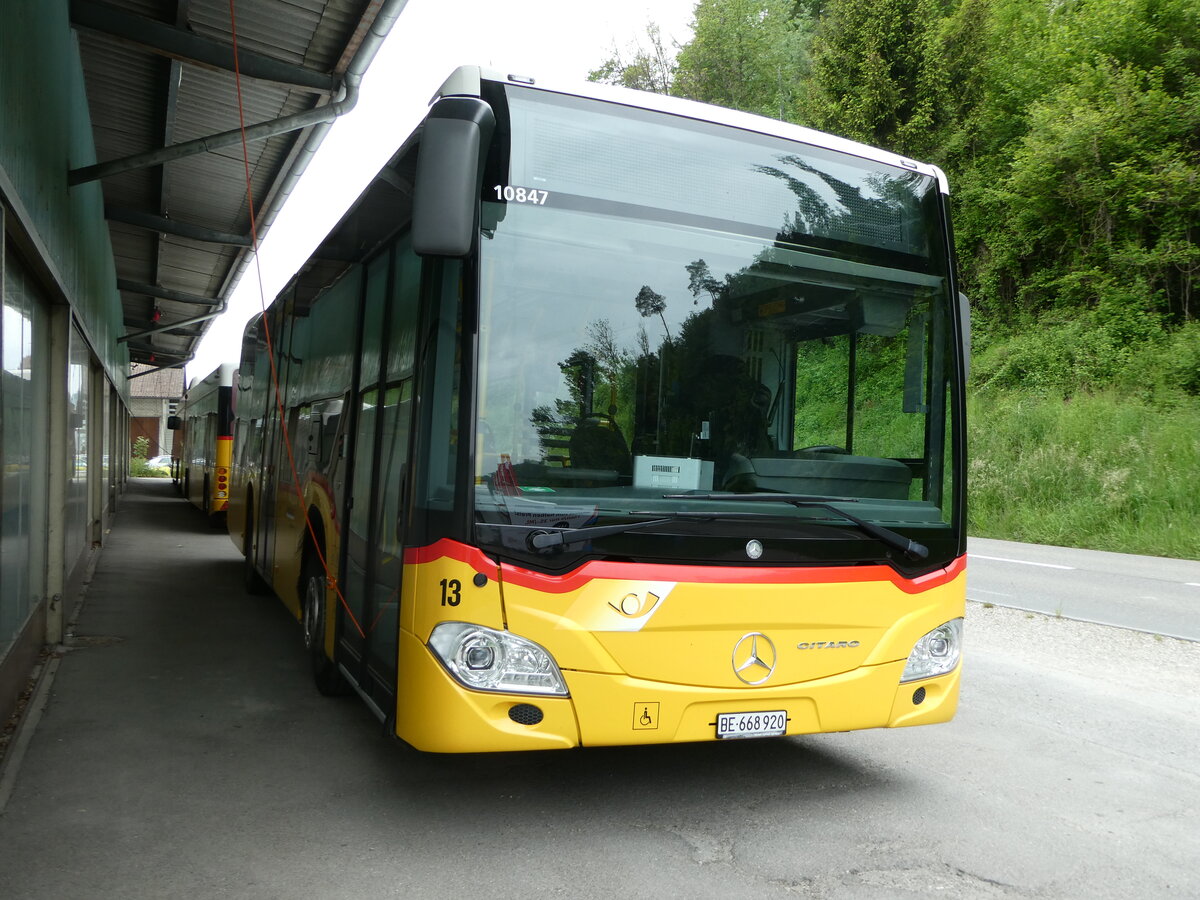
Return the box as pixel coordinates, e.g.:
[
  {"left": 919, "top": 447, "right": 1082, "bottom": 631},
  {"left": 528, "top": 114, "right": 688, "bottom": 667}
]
[{"left": 413, "top": 97, "right": 496, "bottom": 258}]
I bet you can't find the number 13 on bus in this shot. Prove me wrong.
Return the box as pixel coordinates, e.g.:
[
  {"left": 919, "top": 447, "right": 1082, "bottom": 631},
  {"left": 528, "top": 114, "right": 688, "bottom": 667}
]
[{"left": 229, "top": 67, "right": 969, "bottom": 753}]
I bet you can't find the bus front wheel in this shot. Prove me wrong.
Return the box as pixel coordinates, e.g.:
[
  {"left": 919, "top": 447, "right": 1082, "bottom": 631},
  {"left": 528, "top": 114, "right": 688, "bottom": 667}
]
[{"left": 302, "top": 555, "right": 346, "bottom": 696}]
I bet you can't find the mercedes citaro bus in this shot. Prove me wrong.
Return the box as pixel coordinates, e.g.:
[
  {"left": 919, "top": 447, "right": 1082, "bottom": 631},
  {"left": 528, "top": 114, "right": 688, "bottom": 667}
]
[{"left": 228, "top": 66, "right": 969, "bottom": 752}]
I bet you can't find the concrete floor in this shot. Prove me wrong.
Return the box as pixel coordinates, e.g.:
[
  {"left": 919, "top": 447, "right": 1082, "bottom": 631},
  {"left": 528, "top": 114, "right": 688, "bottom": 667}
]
[
  {"left": 4, "top": 478, "right": 1197, "bottom": 900},
  {"left": 0, "top": 478, "right": 392, "bottom": 897}
]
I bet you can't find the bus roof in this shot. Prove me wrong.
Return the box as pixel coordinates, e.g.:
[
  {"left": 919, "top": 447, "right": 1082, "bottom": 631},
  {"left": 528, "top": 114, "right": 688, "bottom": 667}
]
[
  {"left": 186, "top": 361, "right": 235, "bottom": 394},
  {"left": 433, "top": 66, "right": 949, "bottom": 195}
]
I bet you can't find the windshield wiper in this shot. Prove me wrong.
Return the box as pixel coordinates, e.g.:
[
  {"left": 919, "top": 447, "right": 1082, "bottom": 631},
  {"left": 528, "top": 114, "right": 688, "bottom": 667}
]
[
  {"left": 664, "top": 492, "right": 929, "bottom": 561},
  {"left": 528, "top": 515, "right": 722, "bottom": 552},
  {"left": 477, "top": 515, "right": 717, "bottom": 554}
]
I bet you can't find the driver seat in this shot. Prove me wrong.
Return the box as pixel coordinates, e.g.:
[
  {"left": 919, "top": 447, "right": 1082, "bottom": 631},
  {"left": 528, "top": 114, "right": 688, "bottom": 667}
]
[{"left": 569, "top": 415, "right": 632, "bottom": 476}]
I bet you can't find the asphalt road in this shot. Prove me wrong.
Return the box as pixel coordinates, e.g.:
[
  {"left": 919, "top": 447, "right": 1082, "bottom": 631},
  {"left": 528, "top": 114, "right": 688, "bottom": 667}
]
[
  {"left": 968, "top": 537, "right": 1200, "bottom": 641},
  {"left": 0, "top": 481, "right": 1197, "bottom": 898}
]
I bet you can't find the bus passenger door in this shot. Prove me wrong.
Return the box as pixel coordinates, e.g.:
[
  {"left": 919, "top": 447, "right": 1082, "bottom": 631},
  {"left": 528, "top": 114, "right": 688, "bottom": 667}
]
[
  {"left": 257, "top": 310, "right": 298, "bottom": 589},
  {"left": 337, "top": 254, "right": 385, "bottom": 691},
  {"left": 362, "top": 381, "right": 413, "bottom": 697},
  {"left": 336, "top": 244, "right": 418, "bottom": 717}
]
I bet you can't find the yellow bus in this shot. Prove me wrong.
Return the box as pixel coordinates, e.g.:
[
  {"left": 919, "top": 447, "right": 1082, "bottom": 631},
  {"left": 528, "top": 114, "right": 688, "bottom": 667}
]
[
  {"left": 175, "top": 362, "right": 234, "bottom": 525},
  {"left": 229, "top": 67, "right": 969, "bottom": 752}
]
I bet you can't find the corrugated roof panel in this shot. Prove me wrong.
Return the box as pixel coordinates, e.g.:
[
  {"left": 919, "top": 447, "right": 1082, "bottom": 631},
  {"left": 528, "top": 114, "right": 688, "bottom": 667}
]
[
  {"left": 118, "top": 0, "right": 176, "bottom": 20},
  {"left": 302, "top": 0, "right": 373, "bottom": 70},
  {"left": 169, "top": 135, "right": 294, "bottom": 226},
  {"left": 158, "top": 244, "right": 236, "bottom": 289},
  {"left": 73, "top": 0, "right": 397, "bottom": 366},
  {"left": 77, "top": 37, "right": 164, "bottom": 156},
  {"left": 109, "top": 226, "right": 158, "bottom": 282},
  {"left": 189, "top": 0, "right": 328, "bottom": 65},
  {"left": 171, "top": 69, "right": 293, "bottom": 140}
]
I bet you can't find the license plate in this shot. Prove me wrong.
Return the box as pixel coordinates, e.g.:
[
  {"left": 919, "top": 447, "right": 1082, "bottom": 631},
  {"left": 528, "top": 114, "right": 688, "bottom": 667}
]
[{"left": 716, "top": 710, "right": 788, "bottom": 739}]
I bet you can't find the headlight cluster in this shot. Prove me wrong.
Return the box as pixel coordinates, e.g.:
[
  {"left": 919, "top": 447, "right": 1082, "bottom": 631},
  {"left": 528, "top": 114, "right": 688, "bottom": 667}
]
[
  {"left": 428, "top": 622, "right": 568, "bottom": 696},
  {"left": 900, "top": 618, "right": 963, "bottom": 683}
]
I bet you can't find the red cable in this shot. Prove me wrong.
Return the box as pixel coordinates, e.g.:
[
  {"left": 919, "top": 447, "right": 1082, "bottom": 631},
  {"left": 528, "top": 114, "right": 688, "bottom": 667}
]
[{"left": 227, "top": 0, "right": 364, "bottom": 638}]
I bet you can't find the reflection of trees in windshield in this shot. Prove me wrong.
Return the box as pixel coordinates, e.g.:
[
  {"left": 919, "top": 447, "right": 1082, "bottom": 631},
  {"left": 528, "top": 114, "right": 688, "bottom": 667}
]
[
  {"left": 754, "top": 155, "right": 925, "bottom": 256},
  {"left": 634, "top": 285, "right": 671, "bottom": 340},
  {"left": 524, "top": 258, "right": 776, "bottom": 486},
  {"left": 529, "top": 319, "right": 635, "bottom": 466},
  {"left": 686, "top": 259, "right": 728, "bottom": 307},
  {"left": 516, "top": 200, "right": 934, "bottom": 485}
]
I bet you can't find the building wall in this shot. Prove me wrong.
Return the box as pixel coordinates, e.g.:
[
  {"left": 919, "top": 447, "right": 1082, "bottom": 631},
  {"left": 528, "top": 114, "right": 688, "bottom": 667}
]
[
  {"left": 0, "top": 2, "right": 130, "bottom": 723},
  {"left": 0, "top": 3, "right": 128, "bottom": 384},
  {"left": 130, "top": 404, "right": 174, "bottom": 458}
]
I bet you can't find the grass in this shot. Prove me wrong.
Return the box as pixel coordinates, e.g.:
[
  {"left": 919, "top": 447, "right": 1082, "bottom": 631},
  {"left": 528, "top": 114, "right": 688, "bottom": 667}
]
[
  {"left": 968, "top": 389, "right": 1200, "bottom": 559},
  {"left": 129, "top": 458, "right": 171, "bottom": 478}
]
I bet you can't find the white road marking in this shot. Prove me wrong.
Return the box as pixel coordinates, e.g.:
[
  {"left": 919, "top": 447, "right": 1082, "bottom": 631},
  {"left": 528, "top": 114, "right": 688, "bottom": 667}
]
[
  {"left": 970, "top": 553, "right": 1074, "bottom": 570},
  {"left": 969, "top": 588, "right": 1012, "bottom": 597}
]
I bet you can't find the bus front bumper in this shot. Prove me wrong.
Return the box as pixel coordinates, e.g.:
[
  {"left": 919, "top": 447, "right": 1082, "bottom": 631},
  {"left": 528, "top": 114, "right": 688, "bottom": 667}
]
[{"left": 394, "top": 630, "right": 960, "bottom": 753}]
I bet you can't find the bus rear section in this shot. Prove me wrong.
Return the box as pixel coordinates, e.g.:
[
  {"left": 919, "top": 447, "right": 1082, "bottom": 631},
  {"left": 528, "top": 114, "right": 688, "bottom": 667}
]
[{"left": 179, "top": 362, "right": 234, "bottom": 525}]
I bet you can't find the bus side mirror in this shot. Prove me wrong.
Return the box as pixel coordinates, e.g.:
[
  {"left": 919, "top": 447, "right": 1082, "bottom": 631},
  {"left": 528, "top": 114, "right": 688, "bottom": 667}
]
[
  {"left": 167, "top": 415, "right": 182, "bottom": 430},
  {"left": 958, "top": 292, "right": 971, "bottom": 381},
  {"left": 412, "top": 96, "right": 496, "bottom": 258}
]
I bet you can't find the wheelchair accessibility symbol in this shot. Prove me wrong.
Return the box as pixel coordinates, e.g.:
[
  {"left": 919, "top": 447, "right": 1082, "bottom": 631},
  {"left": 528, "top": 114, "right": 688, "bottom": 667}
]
[{"left": 633, "top": 702, "right": 659, "bottom": 730}]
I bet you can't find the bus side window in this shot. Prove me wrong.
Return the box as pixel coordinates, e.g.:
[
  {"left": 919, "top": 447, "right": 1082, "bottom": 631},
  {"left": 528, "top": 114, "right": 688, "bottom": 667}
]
[
  {"left": 299, "top": 405, "right": 316, "bottom": 459},
  {"left": 313, "top": 397, "right": 344, "bottom": 470}
]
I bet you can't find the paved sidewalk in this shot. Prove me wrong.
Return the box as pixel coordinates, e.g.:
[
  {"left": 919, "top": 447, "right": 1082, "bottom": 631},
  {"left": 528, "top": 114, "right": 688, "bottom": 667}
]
[{"left": 0, "top": 478, "right": 385, "bottom": 898}]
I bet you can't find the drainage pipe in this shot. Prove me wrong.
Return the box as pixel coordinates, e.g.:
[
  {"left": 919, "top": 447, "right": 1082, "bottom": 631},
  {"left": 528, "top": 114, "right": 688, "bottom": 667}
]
[{"left": 215, "top": 0, "right": 411, "bottom": 300}]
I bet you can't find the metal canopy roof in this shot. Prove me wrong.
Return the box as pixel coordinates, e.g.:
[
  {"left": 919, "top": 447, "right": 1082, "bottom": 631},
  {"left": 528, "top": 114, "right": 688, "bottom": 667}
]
[{"left": 70, "top": 0, "right": 408, "bottom": 373}]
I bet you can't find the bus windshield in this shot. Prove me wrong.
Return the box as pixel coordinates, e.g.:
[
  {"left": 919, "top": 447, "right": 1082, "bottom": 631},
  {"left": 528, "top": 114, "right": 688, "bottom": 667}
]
[{"left": 473, "top": 86, "right": 960, "bottom": 571}]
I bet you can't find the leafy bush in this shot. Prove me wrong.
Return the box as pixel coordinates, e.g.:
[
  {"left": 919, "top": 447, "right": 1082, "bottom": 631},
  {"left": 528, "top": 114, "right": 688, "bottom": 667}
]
[
  {"left": 129, "top": 457, "right": 168, "bottom": 477},
  {"left": 972, "top": 315, "right": 1200, "bottom": 402}
]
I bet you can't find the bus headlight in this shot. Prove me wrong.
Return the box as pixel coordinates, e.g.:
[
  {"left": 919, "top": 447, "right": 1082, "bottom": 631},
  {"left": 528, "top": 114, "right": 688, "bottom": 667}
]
[
  {"left": 900, "top": 618, "right": 963, "bottom": 683},
  {"left": 428, "top": 623, "right": 568, "bottom": 696}
]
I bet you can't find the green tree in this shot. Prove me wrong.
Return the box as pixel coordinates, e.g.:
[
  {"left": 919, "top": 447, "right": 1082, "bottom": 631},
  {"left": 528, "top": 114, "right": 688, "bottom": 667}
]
[
  {"left": 947, "top": 0, "right": 1200, "bottom": 327},
  {"left": 674, "top": 0, "right": 811, "bottom": 118},
  {"left": 588, "top": 23, "right": 675, "bottom": 94},
  {"left": 799, "top": 0, "right": 948, "bottom": 157}
]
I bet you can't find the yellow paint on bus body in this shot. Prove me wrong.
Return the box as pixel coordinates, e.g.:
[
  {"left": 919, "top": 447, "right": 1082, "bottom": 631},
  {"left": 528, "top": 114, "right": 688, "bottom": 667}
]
[{"left": 392, "top": 543, "right": 964, "bottom": 753}]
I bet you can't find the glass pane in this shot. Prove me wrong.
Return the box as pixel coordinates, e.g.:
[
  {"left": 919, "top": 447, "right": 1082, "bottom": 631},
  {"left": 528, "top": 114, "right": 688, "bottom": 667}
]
[
  {"left": 472, "top": 88, "right": 958, "bottom": 569},
  {"left": 2, "top": 250, "right": 41, "bottom": 650},
  {"left": 366, "top": 380, "right": 412, "bottom": 686},
  {"left": 66, "top": 324, "right": 89, "bottom": 564},
  {"left": 346, "top": 387, "right": 378, "bottom": 630}
]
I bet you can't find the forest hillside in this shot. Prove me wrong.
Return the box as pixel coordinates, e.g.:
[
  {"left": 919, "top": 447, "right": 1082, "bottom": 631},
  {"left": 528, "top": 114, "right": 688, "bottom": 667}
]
[{"left": 592, "top": 0, "right": 1200, "bottom": 558}]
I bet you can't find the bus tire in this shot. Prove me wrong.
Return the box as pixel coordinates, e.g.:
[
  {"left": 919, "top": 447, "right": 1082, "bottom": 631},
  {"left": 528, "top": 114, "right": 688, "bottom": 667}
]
[
  {"left": 302, "top": 554, "right": 346, "bottom": 696},
  {"left": 242, "top": 503, "right": 270, "bottom": 595}
]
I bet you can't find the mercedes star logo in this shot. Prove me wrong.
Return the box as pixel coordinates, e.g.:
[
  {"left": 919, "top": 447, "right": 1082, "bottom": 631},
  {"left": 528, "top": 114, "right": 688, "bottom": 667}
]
[{"left": 732, "top": 632, "right": 777, "bottom": 685}]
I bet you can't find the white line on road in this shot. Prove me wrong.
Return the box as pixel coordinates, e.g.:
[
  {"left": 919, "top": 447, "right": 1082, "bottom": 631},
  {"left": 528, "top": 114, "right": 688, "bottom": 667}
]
[
  {"left": 969, "top": 588, "right": 1012, "bottom": 597},
  {"left": 970, "top": 553, "right": 1074, "bottom": 570}
]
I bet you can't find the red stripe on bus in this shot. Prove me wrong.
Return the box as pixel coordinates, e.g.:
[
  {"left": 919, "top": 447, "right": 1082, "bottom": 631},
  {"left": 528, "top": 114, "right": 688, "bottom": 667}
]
[
  {"left": 403, "top": 539, "right": 965, "bottom": 595},
  {"left": 404, "top": 539, "right": 500, "bottom": 574}
]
